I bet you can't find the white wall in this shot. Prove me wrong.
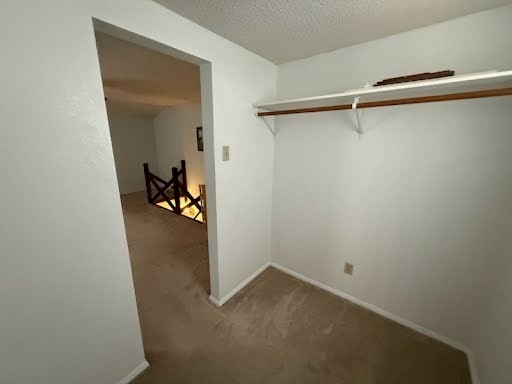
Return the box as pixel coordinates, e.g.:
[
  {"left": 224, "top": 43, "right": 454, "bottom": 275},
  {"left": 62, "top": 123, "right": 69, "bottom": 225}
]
[
  {"left": 108, "top": 113, "right": 157, "bottom": 194},
  {"left": 153, "top": 104, "right": 204, "bottom": 197},
  {"left": 273, "top": 4, "right": 512, "bottom": 370},
  {"left": 277, "top": 6, "right": 512, "bottom": 100},
  {"left": 472, "top": 238, "right": 512, "bottom": 384},
  {"left": 0, "top": 0, "right": 276, "bottom": 383}
]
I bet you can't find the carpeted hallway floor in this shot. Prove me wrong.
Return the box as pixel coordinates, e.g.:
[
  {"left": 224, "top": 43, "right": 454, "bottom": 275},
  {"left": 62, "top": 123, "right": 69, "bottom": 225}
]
[{"left": 121, "top": 192, "right": 471, "bottom": 384}]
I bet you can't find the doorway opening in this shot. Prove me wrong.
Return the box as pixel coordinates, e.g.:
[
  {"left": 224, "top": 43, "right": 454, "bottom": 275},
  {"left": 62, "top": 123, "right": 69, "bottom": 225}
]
[{"left": 92, "top": 20, "right": 217, "bottom": 369}]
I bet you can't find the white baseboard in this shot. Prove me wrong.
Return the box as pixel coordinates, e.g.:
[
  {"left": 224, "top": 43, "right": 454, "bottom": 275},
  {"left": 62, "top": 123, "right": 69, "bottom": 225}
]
[
  {"left": 117, "top": 360, "right": 149, "bottom": 384},
  {"left": 269, "top": 262, "right": 479, "bottom": 383},
  {"left": 207, "top": 260, "right": 479, "bottom": 383},
  {"left": 209, "top": 262, "right": 270, "bottom": 306},
  {"left": 209, "top": 295, "right": 221, "bottom": 306},
  {"left": 466, "top": 350, "right": 481, "bottom": 384}
]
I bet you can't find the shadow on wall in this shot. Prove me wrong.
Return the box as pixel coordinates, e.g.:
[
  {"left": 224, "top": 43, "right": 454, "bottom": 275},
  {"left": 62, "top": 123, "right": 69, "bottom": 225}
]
[{"left": 108, "top": 114, "right": 158, "bottom": 194}]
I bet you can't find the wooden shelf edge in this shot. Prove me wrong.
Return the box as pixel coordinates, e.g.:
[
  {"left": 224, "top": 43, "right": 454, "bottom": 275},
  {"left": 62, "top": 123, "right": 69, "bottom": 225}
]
[{"left": 257, "top": 87, "right": 512, "bottom": 117}]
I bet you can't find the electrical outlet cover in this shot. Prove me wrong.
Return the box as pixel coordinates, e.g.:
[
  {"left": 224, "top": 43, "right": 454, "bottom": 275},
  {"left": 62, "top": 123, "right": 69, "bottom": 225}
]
[{"left": 344, "top": 262, "right": 354, "bottom": 276}]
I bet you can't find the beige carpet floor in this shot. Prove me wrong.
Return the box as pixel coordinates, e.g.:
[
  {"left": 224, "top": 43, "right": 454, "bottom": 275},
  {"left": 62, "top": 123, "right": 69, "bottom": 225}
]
[{"left": 121, "top": 192, "right": 471, "bottom": 384}]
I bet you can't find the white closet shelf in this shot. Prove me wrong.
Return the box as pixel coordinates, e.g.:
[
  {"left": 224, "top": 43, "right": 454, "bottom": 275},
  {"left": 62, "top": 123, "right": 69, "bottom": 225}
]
[{"left": 255, "top": 70, "right": 512, "bottom": 117}]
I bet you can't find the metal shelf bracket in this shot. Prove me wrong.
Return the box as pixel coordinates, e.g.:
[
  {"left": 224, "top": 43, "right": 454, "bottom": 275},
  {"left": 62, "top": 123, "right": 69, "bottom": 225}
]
[
  {"left": 352, "top": 97, "right": 363, "bottom": 135},
  {"left": 258, "top": 112, "right": 277, "bottom": 136}
]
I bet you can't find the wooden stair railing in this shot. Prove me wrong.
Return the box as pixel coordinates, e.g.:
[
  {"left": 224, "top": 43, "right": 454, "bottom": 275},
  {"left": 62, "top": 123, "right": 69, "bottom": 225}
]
[{"left": 143, "top": 160, "right": 204, "bottom": 223}]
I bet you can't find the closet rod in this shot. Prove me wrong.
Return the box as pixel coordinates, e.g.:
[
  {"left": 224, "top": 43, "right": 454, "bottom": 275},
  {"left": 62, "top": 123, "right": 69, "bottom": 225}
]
[{"left": 257, "top": 87, "right": 512, "bottom": 117}]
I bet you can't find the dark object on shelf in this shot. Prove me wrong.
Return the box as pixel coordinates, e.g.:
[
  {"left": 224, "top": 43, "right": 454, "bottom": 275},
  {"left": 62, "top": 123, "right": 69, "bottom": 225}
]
[{"left": 374, "top": 70, "right": 455, "bottom": 87}]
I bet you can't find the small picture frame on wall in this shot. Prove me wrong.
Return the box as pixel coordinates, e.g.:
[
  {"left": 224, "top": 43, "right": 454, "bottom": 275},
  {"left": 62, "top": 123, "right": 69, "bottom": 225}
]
[{"left": 196, "top": 126, "right": 204, "bottom": 152}]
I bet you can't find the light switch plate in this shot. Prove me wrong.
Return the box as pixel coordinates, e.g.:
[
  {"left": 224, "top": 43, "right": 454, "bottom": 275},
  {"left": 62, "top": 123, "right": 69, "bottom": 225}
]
[{"left": 222, "top": 145, "right": 230, "bottom": 161}]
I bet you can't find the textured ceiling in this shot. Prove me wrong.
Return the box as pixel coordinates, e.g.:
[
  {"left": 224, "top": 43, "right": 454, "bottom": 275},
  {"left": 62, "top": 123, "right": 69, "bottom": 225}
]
[
  {"left": 95, "top": 32, "right": 200, "bottom": 117},
  {"left": 154, "top": 0, "right": 512, "bottom": 63}
]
